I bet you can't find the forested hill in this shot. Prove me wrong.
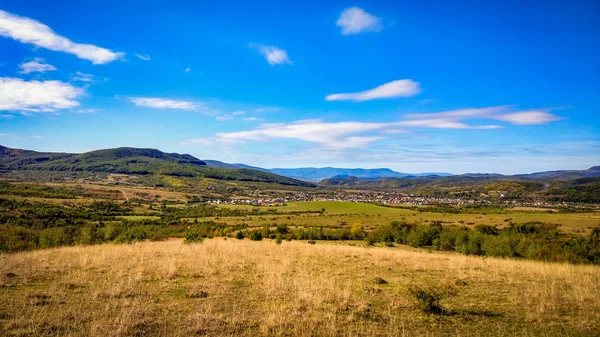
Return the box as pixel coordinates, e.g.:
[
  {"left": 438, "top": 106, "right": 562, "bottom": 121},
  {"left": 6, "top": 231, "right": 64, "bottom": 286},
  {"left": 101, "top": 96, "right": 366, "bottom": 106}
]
[{"left": 0, "top": 145, "right": 314, "bottom": 187}]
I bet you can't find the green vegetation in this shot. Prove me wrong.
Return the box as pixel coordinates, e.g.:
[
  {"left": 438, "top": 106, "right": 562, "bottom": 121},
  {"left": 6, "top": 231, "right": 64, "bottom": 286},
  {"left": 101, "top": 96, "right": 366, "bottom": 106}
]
[{"left": 0, "top": 146, "right": 313, "bottom": 187}]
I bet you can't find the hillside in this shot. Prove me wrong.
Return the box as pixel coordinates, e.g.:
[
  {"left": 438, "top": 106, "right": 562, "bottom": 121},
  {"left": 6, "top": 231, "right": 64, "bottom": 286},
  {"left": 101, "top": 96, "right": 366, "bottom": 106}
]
[
  {"left": 0, "top": 145, "right": 313, "bottom": 187},
  {"left": 1, "top": 239, "right": 597, "bottom": 336},
  {"left": 320, "top": 172, "right": 600, "bottom": 203},
  {"left": 321, "top": 167, "right": 600, "bottom": 188}
]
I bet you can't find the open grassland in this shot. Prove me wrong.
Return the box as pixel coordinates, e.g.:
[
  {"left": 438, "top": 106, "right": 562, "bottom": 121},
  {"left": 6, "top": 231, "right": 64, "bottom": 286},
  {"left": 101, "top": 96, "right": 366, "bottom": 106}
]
[
  {"left": 0, "top": 239, "right": 598, "bottom": 337},
  {"left": 216, "top": 201, "right": 600, "bottom": 234}
]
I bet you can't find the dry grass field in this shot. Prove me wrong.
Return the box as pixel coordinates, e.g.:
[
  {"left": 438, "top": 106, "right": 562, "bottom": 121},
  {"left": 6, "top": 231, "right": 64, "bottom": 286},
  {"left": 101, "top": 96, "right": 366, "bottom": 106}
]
[{"left": 1, "top": 239, "right": 598, "bottom": 336}]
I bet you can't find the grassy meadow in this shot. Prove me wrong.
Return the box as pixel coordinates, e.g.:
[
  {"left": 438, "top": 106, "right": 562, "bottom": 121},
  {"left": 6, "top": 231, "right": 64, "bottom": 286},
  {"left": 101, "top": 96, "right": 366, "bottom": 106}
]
[
  {"left": 215, "top": 201, "right": 600, "bottom": 235},
  {"left": 0, "top": 238, "right": 598, "bottom": 336}
]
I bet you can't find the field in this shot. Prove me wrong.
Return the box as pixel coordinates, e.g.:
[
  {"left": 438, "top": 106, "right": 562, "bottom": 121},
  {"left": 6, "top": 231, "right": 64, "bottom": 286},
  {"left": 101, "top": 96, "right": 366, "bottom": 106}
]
[
  {"left": 0, "top": 238, "right": 598, "bottom": 336},
  {"left": 215, "top": 201, "right": 600, "bottom": 235}
]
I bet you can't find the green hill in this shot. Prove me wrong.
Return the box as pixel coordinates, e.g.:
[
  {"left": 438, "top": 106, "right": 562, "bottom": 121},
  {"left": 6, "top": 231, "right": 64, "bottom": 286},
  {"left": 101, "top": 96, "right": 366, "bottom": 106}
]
[{"left": 0, "top": 145, "right": 314, "bottom": 187}]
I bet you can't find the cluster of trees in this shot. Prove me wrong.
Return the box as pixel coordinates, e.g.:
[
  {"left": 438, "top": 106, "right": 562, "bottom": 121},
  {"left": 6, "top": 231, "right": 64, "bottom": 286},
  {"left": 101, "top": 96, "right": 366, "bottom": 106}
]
[{"left": 363, "top": 221, "right": 600, "bottom": 264}]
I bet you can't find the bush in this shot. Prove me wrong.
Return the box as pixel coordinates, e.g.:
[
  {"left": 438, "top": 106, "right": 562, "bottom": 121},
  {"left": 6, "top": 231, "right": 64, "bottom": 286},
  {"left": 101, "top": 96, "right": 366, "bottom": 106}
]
[
  {"left": 408, "top": 285, "right": 456, "bottom": 314},
  {"left": 475, "top": 224, "right": 499, "bottom": 235},
  {"left": 482, "top": 233, "right": 518, "bottom": 257},
  {"left": 250, "top": 231, "right": 263, "bottom": 241},
  {"left": 350, "top": 222, "right": 366, "bottom": 239},
  {"left": 236, "top": 231, "right": 244, "bottom": 240},
  {"left": 39, "top": 227, "right": 74, "bottom": 249},
  {"left": 0, "top": 228, "right": 39, "bottom": 252},
  {"left": 115, "top": 226, "right": 149, "bottom": 244},
  {"left": 275, "top": 234, "right": 282, "bottom": 245},
  {"left": 184, "top": 227, "right": 205, "bottom": 243}
]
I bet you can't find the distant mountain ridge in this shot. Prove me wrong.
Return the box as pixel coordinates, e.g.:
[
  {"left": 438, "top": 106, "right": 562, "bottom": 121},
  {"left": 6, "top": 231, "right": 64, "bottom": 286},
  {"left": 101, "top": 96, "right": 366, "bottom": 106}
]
[
  {"left": 319, "top": 166, "right": 600, "bottom": 189},
  {"left": 203, "top": 162, "right": 452, "bottom": 181}
]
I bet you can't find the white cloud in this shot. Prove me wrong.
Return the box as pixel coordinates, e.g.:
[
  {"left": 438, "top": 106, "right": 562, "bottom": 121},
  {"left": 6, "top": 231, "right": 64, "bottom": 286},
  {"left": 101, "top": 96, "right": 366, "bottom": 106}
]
[
  {"left": 0, "top": 114, "right": 14, "bottom": 119},
  {"left": 326, "top": 79, "right": 421, "bottom": 101},
  {"left": 336, "top": 7, "right": 382, "bottom": 35},
  {"left": 18, "top": 57, "right": 56, "bottom": 74},
  {"left": 135, "top": 53, "right": 151, "bottom": 61},
  {"left": 0, "top": 10, "right": 124, "bottom": 64},
  {"left": 73, "top": 108, "right": 96, "bottom": 114},
  {"left": 129, "top": 97, "right": 200, "bottom": 110},
  {"left": 494, "top": 110, "right": 562, "bottom": 125},
  {"left": 216, "top": 116, "right": 232, "bottom": 121},
  {"left": 403, "top": 106, "right": 509, "bottom": 120},
  {"left": 185, "top": 67, "right": 191, "bottom": 73},
  {"left": 231, "top": 111, "right": 245, "bottom": 116},
  {"left": 396, "top": 118, "right": 502, "bottom": 129},
  {"left": 0, "top": 77, "right": 83, "bottom": 112},
  {"left": 241, "top": 117, "right": 263, "bottom": 122},
  {"left": 71, "top": 71, "right": 96, "bottom": 83},
  {"left": 216, "top": 119, "right": 387, "bottom": 148},
  {"left": 250, "top": 44, "right": 292, "bottom": 65},
  {"left": 403, "top": 106, "right": 562, "bottom": 126}
]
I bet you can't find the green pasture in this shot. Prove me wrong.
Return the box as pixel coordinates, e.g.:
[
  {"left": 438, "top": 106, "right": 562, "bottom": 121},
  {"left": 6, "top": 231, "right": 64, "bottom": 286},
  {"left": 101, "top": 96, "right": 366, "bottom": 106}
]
[{"left": 214, "top": 201, "right": 600, "bottom": 234}]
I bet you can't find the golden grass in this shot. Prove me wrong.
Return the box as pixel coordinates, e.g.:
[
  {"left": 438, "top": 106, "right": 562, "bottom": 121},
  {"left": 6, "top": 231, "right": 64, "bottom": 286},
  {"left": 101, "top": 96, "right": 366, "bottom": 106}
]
[{"left": 1, "top": 239, "right": 599, "bottom": 336}]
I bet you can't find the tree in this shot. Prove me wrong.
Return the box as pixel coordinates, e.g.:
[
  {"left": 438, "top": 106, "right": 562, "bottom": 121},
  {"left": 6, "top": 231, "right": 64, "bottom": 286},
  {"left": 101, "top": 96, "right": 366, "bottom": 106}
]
[{"left": 351, "top": 222, "right": 366, "bottom": 240}]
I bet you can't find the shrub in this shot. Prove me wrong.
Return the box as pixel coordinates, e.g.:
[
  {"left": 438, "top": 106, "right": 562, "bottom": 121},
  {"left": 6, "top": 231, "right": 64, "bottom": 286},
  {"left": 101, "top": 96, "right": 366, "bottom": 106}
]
[
  {"left": 183, "top": 227, "right": 204, "bottom": 243},
  {"left": 115, "top": 226, "right": 149, "bottom": 243},
  {"left": 79, "top": 223, "right": 103, "bottom": 245},
  {"left": 275, "top": 234, "right": 282, "bottom": 245},
  {"left": 475, "top": 224, "right": 499, "bottom": 236},
  {"left": 307, "top": 239, "right": 316, "bottom": 244},
  {"left": 0, "top": 227, "right": 39, "bottom": 252},
  {"left": 236, "top": 231, "right": 244, "bottom": 240},
  {"left": 250, "top": 231, "right": 263, "bottom": 241},
  {"left": 408, "top": 285, "right": 456, "bottom": 314},
  {"left": 39, "top": 227, "right": 74, "bottom": 249},
  {"left": 350, "top": 222, "right": 366, "bottom": 239},
  {"left": 438, "top": 228, "right": 459, "bottom": 251},
  {"left": 482, "top": 233, "right": 518, "bottom": 257}
]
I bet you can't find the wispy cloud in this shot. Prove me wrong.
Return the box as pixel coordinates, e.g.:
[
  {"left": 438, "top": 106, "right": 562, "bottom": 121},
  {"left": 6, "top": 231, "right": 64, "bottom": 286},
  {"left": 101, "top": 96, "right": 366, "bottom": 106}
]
[
  {"left": 215, "top": 119, "right": 387, "bottom": 149},
  {"left": 129, "top": 97, "right": 200, "bottom": 110},
  {"left": 135, "top": 53, "right": 151, "bottom": 61},
  {"left": 250, "top": 44, "right": 292, "bottom": 65},
  {"left": 216, "top": 116, "right": 232, "bottom": 121},
  {"left": 396, "top": 118, "right": 502, "bottom": 129},
  {"left": 185, "top": 67, "right": 191, "bottom": 73},
  {"left": 0, "top": 10, "right": 124, "bottom": 64},
  {"left": 0, "top": 77, "right": 83, "bottom": 113},
  {"left": 494, "top": 111, "right": 563, "bottom": 125},
  {"left": 336, "top": 7, "right": 382, "bottom": 35},
  {"left": 241, "top": 117, "right": 263, "bottom": 122},
  {"left": 194, "top": 105, "right": 562, "bottom": 150},
  {"left": 71, "top": 71, "right": 99, "bottom": 83},
  {"left": 73, "top": 108, "right": 96, "bottom": 114},
  {"left": 326, "top": 79, "right": 421, "bottom": 101},
  {"left": 403, "top": 106, "right": 562, "bottom": 125},
  {"left": 231, "top": 111, "right": 245, "bottom": 116},
  {"left": 18, "top": 57, "right": 56, "bottom": 74}
]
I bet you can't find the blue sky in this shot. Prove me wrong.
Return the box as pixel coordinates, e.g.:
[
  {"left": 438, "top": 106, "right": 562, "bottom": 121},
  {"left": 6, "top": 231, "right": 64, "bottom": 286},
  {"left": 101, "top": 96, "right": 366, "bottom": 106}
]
[{"left": 0, "top": 0, "right": 598, "bottom": 174}]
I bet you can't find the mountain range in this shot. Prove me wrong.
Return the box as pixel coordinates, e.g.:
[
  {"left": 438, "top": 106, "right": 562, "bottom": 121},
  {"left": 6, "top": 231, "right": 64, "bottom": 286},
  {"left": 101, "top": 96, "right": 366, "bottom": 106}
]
[
  {"left": 203, "top": 160, "right": 452, "bottom": 181},
  {"left": 2, "top": 145, "right": 598, "bottom": 186}
]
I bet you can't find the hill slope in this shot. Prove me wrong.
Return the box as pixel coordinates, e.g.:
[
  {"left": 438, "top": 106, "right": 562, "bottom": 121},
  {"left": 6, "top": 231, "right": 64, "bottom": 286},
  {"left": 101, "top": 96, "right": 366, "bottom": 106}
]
[{"left": 0, "top": 145, "right": 313, "bottom": 187}]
